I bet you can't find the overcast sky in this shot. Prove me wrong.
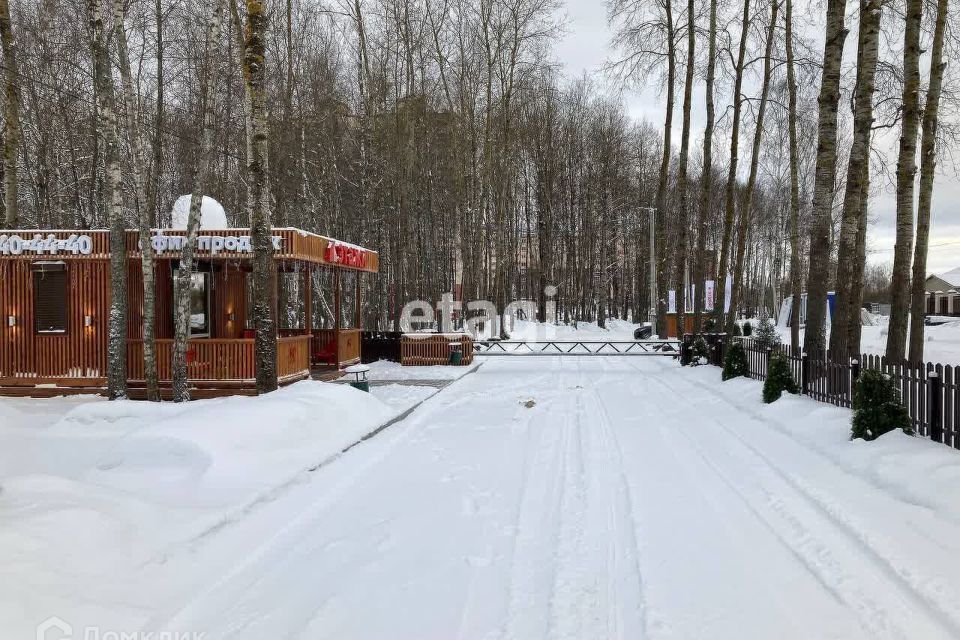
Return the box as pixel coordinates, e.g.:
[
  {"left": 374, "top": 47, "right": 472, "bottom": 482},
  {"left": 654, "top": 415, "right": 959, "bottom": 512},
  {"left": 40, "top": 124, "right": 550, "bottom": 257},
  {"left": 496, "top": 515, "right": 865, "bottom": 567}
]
[{"left": 552, "top": 0, "right": 960, "bottom": 275}]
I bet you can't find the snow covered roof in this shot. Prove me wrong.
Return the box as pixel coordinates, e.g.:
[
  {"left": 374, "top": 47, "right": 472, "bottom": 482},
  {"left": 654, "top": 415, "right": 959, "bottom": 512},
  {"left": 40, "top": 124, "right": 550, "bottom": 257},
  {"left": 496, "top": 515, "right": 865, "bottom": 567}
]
[{"left": 934, "top": 267, "right": 960, "bottom": 288}]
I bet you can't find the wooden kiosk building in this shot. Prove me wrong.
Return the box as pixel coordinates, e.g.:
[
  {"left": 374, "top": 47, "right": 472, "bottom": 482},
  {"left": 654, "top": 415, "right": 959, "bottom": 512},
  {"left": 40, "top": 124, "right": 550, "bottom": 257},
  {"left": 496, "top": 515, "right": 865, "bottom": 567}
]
[{"left": 0, "top": 228, "right": 378, "bottom": 397}]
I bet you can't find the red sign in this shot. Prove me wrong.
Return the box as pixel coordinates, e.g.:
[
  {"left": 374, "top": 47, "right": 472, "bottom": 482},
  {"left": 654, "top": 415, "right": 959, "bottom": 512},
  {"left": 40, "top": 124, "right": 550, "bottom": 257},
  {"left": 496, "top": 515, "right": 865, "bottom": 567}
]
[{"left": 325, "top": 241, "right": 368, "bottom": 269}]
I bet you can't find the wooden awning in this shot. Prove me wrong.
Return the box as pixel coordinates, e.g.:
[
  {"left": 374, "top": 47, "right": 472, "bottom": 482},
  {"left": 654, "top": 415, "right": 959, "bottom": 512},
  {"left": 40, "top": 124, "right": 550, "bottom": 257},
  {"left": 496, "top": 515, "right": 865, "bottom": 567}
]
[{"left": 0, "top": 228, "right": 379, "bottom": 273}]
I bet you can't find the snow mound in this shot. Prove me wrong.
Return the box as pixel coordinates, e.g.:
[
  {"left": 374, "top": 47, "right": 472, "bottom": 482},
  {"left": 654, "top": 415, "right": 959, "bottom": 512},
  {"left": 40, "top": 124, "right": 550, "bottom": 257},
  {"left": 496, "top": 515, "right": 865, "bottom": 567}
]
[
  {"left": 0, "top": 381, "right": 410, "bottom": 636},
  {"left": 170, "top": 194, "right": 229, "bottom": 230}
]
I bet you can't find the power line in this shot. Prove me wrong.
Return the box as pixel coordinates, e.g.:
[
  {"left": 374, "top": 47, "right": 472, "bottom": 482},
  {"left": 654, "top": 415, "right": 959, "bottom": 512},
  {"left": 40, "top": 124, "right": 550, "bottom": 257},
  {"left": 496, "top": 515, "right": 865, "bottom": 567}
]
[{"left": 870, "top": 238, "right": 960, "bottom": 253}]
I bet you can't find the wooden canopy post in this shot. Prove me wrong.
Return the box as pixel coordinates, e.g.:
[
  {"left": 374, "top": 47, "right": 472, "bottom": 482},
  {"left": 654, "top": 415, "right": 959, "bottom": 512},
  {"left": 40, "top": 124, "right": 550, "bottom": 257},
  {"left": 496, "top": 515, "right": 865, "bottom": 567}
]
[
  {"left": 355, "top": 274, "right": 362, "bottom": 330},
  {"left": 334, "top": 268, "right": 341, "bottom": 335},
  {"left": 303, "top": 264, "right": 313, "bottom": 334}
]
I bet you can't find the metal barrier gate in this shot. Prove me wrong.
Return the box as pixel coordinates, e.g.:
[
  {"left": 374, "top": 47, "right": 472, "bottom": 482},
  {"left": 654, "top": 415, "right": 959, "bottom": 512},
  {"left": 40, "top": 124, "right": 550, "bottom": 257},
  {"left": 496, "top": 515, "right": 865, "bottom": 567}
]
[{"left": 474, "top": 340, "right": 680, "bottom": 356}]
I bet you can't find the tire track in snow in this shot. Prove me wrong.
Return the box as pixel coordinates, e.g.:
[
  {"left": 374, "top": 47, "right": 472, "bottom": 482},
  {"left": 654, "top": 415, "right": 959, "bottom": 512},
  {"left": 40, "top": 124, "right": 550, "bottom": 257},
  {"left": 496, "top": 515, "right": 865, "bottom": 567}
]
[
  {"left": 662, "top": 367, "right": 960, "bottom": 632},
  {"left": 501, "top": 357, "right": 584, "bottom": 640},
  {"left": 146, "top": 377, "right": 506, "bottom": 637},
  {"left": 501, "top": 357, "right": 649, "bottom": 640},
  {"left": 639, "top": 364, "right": 960, "bottom": 639},
  {"left": 544, "top": 365, "right": 590, "bottom": 640},
  {"left": 583, "top": 366, "right": 648, "bottom": 640},
  {"left": 452, "top": 367, "right": 553, "bottom": 640}
]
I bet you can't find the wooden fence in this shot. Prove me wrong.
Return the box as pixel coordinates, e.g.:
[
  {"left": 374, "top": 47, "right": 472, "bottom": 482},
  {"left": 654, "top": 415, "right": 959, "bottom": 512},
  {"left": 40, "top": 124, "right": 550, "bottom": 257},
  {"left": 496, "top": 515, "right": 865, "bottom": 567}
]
[
  {"left": 689, "top": 334, "right": 960, "bottom": 450},
  {"left": 400, "top": 333, "right": 475, "bottom": 366},
  {"left": 127, "top": 336, "right": 310, "bottom": 384},
  {"left": 311, "top": 329, "right": 361, "bottom": 368}
]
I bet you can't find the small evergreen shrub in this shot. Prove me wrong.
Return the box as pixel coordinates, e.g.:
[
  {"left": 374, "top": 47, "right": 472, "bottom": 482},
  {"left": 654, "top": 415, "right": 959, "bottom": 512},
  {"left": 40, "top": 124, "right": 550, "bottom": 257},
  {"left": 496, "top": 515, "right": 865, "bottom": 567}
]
[
  {"left": 754, "top": 312, "right": 780, "bottom": 350},
  {"left": 703, "top": 318, "right": 717, "bottom": 333},
  {"left": 722, "top": 342, "right": 750, "bottom": 380},
  {"left": 731, "top": 323, "right": 743, "bottom": 337},
  {"left": 742, "top": 320, "right": 753, "bottom": 337},
  {"left": 692, "top": 336, "right": 710, "bottom": 365},
  {"left": 851, "top": 369, "right": 913, "bottom": 441},
  {"left": 763, "top": 352, "right": 798, "bottom": 403}
]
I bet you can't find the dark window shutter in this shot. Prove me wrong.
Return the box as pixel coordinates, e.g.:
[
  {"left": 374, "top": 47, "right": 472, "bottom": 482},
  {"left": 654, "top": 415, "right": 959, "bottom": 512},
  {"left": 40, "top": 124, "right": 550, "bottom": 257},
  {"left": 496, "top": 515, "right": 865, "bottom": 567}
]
[{"left": 33, "top": 263, "right": 68, "bottom": 333}]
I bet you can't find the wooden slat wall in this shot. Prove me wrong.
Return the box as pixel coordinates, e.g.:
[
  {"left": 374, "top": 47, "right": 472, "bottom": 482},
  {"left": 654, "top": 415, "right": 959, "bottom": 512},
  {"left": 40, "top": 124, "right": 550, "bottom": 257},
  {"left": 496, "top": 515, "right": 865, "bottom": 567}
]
[
  {"left": 128, "top": 336, "right": 309, "bottom": 383},
  {"left": 312, "top": 328, "right": 362, "bottom": 368},
  {"left": 277, "top": 336, "right": 311, "bottom": 381},
  {"left": 212, "top": 265, "right": 248, "bottom": 339},
  {"left": 400, "top": 335, "right": 475, "bottom": 366},
  {"left": 1, "top": 260, "right": 108, "bottom": 384},
  {"left": 128, "top": 339, "right": 257, "bottom": 381},
  {"left": 128, "top": 260, "right": 174, "bottom": 340},
  {"left": 665, "top": 314, "right": 696, "bottom": 339},
  {"left": 337, "top": 329, "right": 361, "bottom": 366}
]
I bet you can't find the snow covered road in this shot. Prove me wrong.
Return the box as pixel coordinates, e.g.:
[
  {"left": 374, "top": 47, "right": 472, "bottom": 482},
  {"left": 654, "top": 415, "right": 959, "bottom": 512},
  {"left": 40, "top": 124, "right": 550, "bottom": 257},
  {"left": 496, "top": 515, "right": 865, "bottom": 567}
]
[{"left": 137, "top": 355, "right": 960, "bottom": 640}]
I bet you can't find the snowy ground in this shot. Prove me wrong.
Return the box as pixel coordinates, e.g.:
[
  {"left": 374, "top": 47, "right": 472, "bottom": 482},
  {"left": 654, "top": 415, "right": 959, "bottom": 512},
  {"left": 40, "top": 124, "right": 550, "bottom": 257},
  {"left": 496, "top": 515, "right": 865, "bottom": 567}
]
[
  {"left": 0, "top": 381, "right": 436, "bottom": 638},
  {"left": 339, "top": 359, "right": 481, "bottom": 382},
  {"left": 6, "top": 356, "right": 960, "bottom": 638}
]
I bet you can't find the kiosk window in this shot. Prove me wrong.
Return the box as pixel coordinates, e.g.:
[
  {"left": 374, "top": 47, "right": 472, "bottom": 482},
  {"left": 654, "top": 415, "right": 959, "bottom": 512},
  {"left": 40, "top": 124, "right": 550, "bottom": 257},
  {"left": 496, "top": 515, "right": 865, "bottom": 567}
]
[{"left": 33, "top": 262, "right": 68, "bottom": 333}]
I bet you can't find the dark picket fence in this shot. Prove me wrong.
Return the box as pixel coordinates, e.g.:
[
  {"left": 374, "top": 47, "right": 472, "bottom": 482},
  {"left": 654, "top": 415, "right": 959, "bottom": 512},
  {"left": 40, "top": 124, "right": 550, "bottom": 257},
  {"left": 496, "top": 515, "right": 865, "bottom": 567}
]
[
  {"left": 360, "top": 331, "right": 402, "bottom": 363},
  {"left": 683, "top": 333, "right": 960, "bottom": 450}
]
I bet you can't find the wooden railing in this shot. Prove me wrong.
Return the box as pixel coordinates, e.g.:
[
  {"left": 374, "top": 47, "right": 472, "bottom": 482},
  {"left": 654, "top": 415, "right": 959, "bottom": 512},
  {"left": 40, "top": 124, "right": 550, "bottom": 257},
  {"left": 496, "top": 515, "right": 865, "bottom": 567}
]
[
  {"left": 277, "top": 335, "right": 311, "bottom": 381},
  {"left": 127, "top": 336, "right": 310, "bottom": 383},
  {"left": 312, "top": 328, "right": 361, "bottom": 368}
]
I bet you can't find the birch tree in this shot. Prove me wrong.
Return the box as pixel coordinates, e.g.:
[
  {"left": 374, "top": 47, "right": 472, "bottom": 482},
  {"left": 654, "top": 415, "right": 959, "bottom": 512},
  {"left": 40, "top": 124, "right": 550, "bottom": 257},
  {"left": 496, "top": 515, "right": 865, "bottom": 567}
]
[
  {"left": 829, "top": 0, "right": 882, "bottom": 361},
  {"left": 885, "top": 0, "right": 922, "bottom": 360},
  {"left": 112, "top": 0, "right": 159, "bottom": 401},
  {"left": 89, "top": 0, "right": 127, "bottom": 399},
  {"left": 0, "top": 0, "right": 19, "bottom": 225},
  {"left": 173, "top": 1, "right": 224, "bottom": 403},
  {"left": 693, "top": 0, "right": 717, "bottom": 331},
  {"left": 803, "top": 0, "right": 848, "bottom": 355},
  {"left": 656, "top": 0, "right": 676, "bottom": 334},
  {"left": 785, "top": 0, "right": 801, "bottom": 350},
  {"left": 908, "top": 0, "right": 948, "bottom": 361},
  {"left": 149, "top": 0, "right": 164, "bottom": 227},
  {"left": 730, "top": 0, "right": 779, "bottom": 327},
  {"left": 717, "top": 0, "right": 752, "bottom": 330},
  {"left": 244, "top": 0, "right": 278, "bottom": 393},
  {"left": 671, "top": 0, "right": 695, "bottom": 331}
]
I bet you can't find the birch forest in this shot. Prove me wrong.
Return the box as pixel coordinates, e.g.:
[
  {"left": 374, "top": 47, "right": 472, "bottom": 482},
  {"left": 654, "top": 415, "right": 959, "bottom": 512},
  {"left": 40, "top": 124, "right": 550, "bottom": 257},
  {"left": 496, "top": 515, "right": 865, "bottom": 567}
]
[{"left": 1, "top": 0, "right": 958, "bottom": 386}]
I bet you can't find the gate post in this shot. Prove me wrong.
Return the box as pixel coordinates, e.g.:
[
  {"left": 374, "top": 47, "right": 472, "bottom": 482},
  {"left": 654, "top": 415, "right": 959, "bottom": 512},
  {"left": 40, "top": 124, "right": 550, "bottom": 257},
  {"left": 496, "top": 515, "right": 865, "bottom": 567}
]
[
  {"left": 930, "top": 371, "right": 943, "bottom": 443},
  {"left": 801, "top": 351, "right": 809, "bottom": 396},
  {"left": 681, "top": 333, "right": 693, "bottom": 366},
  {"left": 850, "top": 358, "right": 861, "bottom": 404}
]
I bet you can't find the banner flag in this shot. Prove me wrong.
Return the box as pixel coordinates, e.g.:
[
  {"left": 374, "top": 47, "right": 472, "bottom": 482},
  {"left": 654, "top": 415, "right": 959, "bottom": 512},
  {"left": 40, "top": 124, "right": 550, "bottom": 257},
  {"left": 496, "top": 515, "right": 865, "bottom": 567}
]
[
  {"left": 705, "top": 280, "right": 715, "bottom": 311},
  {"left": 723, "top": 275, "right": 732, "bottom": 313},
  {"left": 668, "top": 289, "right": 676, "bottom": 314}
]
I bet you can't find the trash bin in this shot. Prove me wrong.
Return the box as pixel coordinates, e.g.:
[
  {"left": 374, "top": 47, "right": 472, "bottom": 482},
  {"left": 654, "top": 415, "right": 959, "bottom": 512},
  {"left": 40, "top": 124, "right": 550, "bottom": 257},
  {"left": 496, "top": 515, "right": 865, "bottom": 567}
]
[
  {"left": 344, "top": 364, "right": 371, "bottom": 392},
  {"left": 449, "top": 341, "right": 463, "bottom": 365}
]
